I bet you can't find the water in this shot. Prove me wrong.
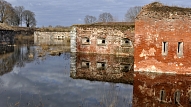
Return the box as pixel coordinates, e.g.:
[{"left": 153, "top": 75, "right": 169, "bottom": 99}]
[
  {"left": 0, "top": 45, "right": 133, "bottom": 107},
  {"left": 133, "top": 72, "right": 191, "bottom": 107},
  {"left": 2, "top": 40, "right": 191, "bottom": 107}
]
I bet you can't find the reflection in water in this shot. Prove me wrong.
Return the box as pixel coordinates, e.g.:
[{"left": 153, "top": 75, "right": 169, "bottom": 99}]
[
  {"left": 0, "top": 45, "right": 133, "bottom": 107},
  {"left": 70, "top": 53, "right": 134, "bottom": 84},
  {"left": 0, "top": 44, "right": 31, "bottom": 75},
  {"left": 34, "top": 34, "right": 70, "bottom": 57},
  {"left": 133, "top": 72, "right": 191, "bottom": 107},
  {"left": 34, "top": 32, "right": 70, "bottom": 46},
  {"left": 2, "top": 37, "right": 191, "bottom": 106},
  {"left": 0, "top": 53, "right": 16, "bottom": 75}
]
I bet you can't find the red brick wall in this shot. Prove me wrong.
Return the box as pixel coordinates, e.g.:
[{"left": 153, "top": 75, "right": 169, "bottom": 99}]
[
  {"left": 76, "top": 26, "right": 134, "bottom": 56},
  {"left": 135, "top": 18, "right": 191, "bottom": 74}
]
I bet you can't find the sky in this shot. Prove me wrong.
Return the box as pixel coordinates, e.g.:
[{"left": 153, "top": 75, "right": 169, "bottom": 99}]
[{"left": 5, "top": 0, "right": 191, "bottom": 27}]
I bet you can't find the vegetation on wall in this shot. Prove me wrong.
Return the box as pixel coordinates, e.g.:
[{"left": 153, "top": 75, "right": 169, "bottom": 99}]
[
  {"left": 146, "top": 2, "right": 191, "bottom": 14},
  {"left": 74, "top": 22, "right": 135, "bottom": 33},
  {"left": 36, "top": 26, "right": 71, "bottom": 32}
]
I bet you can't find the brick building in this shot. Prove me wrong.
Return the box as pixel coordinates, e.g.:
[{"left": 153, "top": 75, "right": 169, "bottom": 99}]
[
  {"left": 134, "top": 2, "right": 191, "bottom": 74},
  {"left": 70, "top": 22, "right": 134, "bottom": 56}
]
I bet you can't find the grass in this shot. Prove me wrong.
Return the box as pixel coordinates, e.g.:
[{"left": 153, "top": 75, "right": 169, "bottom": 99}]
[
  {"left": 37, "top": 26, "right": 71, "bottom": 32},
  {"left": 14, "top": 35, "right": 34, "bottom": 45},
  {"left": 147, "top": 2, "right": 191, "bottom": 13}
]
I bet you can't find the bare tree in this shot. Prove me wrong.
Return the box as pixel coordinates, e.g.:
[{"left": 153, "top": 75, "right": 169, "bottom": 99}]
[
  {"left": 22, "top": 10, "right": 36, "bottom": 27},
  {"left": 7, "top": 9, "right": 19, "bottom": 26},
  {"left": 125, "top": 6, "right": 142, "bottom": 22},
  {"left": 14, "top": 6, "right": 24, "bottom": 26},
  {"left": 84, "top": 15, "right": 97, "bottom": 24},
  {"left": 98, "top": 12, "right": 114, "bottom": 22},
  {"left": 0, "top": 0, "right": 14, "bottom": 23}
]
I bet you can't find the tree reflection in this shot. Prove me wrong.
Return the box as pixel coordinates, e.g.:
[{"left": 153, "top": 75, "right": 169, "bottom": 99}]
[{"left": 0, "top": 44, "right": 36, "bottom": 75}]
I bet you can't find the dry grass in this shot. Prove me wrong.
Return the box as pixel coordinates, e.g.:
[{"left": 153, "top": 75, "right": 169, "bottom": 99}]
[
  {"left": 37, "top": 26, "right": 71, "bottom": 32},
  {"left": 147, "top": 2, "right": 191, "bottom": 13},
  {"left": 14, "top": 35, "right": 34, "bottom": 45},
  {"left": 15, "top": 35, "right": 34, "bottom": 41},
  {"left": 40, "top": 44, "right": 50, "bottom": 50}
]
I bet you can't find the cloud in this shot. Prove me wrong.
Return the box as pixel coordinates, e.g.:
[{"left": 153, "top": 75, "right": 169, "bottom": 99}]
[
  {"left": 0, "top": 53, "right": 133, "bottom": 106},
  {"left": 5, "top": 0, "right": 191, "bottom": 26}
]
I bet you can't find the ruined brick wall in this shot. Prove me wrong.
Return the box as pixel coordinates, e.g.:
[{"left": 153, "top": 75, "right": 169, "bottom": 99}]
[
  {"left": 70, "top": 53, "right": 133, "bottom": 84},
  {"left": 0, "top": 30, "right": 15, "bottom": 45},
  {"left": 74, "top": 24, "right": 134, "bottom": 56},
  {"left": 133, "top": 72, "right": 191, "bottom": 107},
  {"left": 0, "top": 30, "right": 15, "bottom": 54},
  {"left": 134, "top": 2, "right": 191, "bottom": 74},
  {"left": 34, "top": 32, "right": 70, "bottom": 45}
]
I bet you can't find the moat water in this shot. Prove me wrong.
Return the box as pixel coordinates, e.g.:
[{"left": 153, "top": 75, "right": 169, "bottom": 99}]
[
  {"left": 0, "top": 44, "right": 133, "bottom": 107},
  {"left": 1, "top": 40, "right": 191, "bottom": 107}
]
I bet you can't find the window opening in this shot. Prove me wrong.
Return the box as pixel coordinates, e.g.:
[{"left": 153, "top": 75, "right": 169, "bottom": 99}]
[
  {"left": 178, "top": 42, "right": 180, "bottom": 53},
  {"left": 189, "top": 92, "right": 191, "bottom": 104},
  {"left": 81, "top": 61, "right": 90, "bottom": 68},
  {"left": 97, "top": 38, "right": 106, "bottom": 46},
  {"left": 82, "top": 37, "right": 90, "bottom": 45},
  {"left": 120, "top": 64, "right": 131, "bottom": 72},
  {"left": 102, "top": 40, "right": 105, "bottom": 44},
  {"left": 121, "top": 38, "right": 132, "bottom": 47},
  {"left": 163, "top": 42, "right": 166, "bottom": 52},
  {"left": 86, "top": 39, "right": 89, "bottom": 42},
  {"left": 177, "top": 42, "right": 183, "bottom": 57},
  {"left": 174, "top": 91, "right": 180, "bottom": 104},
  {"left": 160, "top": 90, "right": 165, "bottom": 102},
  {"left": 162, "top": 42, "right": 168, "bottom": 56},
  {"left": 97, "top": 62, "right": 106, "bottom": 70}
]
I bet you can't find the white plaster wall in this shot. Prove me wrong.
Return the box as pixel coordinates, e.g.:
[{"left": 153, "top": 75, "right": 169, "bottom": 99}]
[{"left": 70, "top": 27, "right": 77, "bottom": 52}]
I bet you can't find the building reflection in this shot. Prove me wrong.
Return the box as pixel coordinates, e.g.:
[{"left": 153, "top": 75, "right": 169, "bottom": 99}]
[
  {"left": 133, "top": 72, "right": 191, "bottom": 107},
  {"left": 70, "top": 53, "right": 134, "bottom": 84},
  {"left": 34, "top": 32, "right": 70, "bottom": 46}
]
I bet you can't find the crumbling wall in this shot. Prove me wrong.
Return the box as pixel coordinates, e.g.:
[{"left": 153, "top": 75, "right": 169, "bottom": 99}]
[
  {"left": 137, "top": 2, "right": 191, "bottom": 20},
  {"left": 0, "top": 30, "right": 15, "bottom": 54},
  {"left": 135, "top": 2, "right": 191, "bottom": 74},
  {"left": 75, "top": 24, "right": 134, "bottom": 56}
]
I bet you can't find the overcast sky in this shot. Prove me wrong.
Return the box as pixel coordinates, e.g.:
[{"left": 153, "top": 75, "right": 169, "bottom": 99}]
[{"left": 5, "top": 0, "right": 191, "bottom": 27}]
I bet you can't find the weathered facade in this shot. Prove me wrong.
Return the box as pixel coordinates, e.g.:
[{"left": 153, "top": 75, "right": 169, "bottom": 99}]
[
  {"left": 34, "top": 32, "right": 70, "bottom": 45},
  {"left": 0, "top": 30, "right": 15, "bottom": 54},
  {"left": 133, "top": 72, "right": 191, "bottom": 107},
  {"left": 71, "top": 22, "right": 134, "bottom": 56},
  {"left": 135, "top": 2, "right": 191, "bottom": 74},
  {"left": 70, "top": 53, "right": 134, "bottom": 84}
]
